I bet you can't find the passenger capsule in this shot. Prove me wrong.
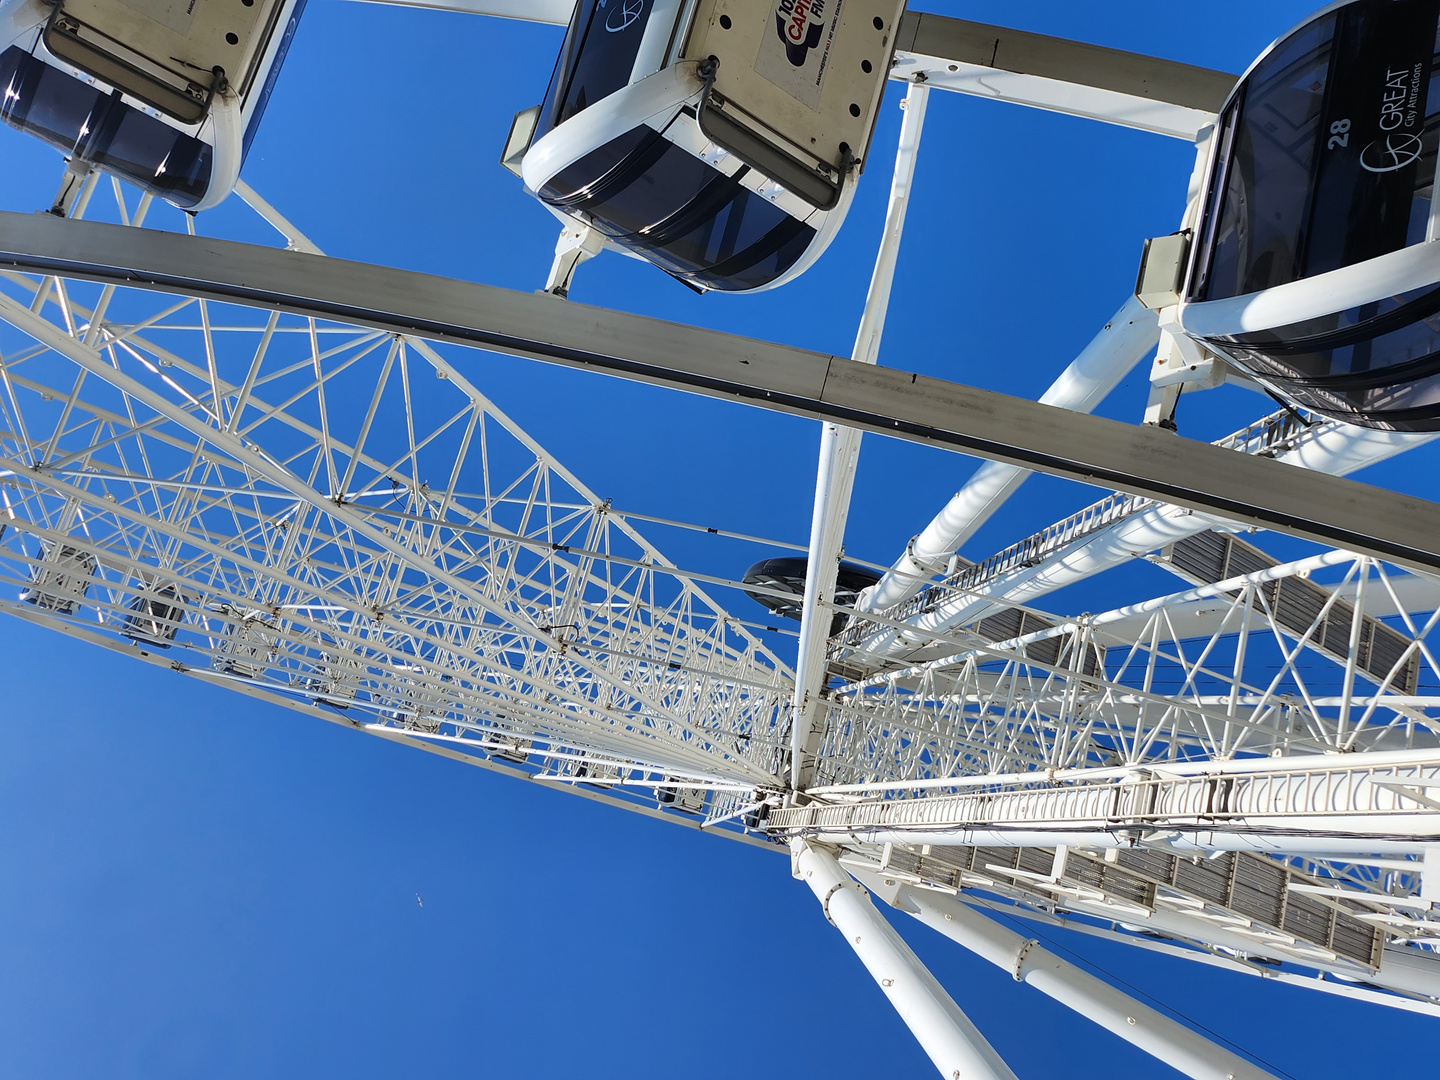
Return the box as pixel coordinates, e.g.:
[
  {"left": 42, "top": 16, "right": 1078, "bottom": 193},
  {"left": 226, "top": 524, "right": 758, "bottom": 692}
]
[
  {"left": 1167, "top": 0, "right": 1440, "bottom": 430},
  {"left": 0, "top": 0, "right": 306, "bottom": 211},
  {"left": 507, "top": 0, "right": 906, "bottom": 293},
  {"left": 743, "top": 555, "right": 881, "bottom": 634}
]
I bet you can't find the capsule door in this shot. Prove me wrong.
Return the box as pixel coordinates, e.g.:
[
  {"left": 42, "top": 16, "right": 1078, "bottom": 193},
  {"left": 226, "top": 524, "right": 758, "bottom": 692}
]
[
  {"left": 44, "top": 0, "right": 295, "bottom": 122},
  {"left": 682, "top": 0, "right": 905, "bottom": 209}
]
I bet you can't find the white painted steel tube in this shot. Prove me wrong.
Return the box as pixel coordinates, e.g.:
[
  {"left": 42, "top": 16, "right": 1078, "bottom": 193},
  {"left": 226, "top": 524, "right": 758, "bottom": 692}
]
[
  {"left": 850, "top": 871, "right": 1440, "bottom": 1007},
  {"left": 869, "top": 422, "right": 1440, "bottom": 657},
  {"left": 852, "top": 84, "right": 930, "bottom": 371},
  {"left": 790, "top": 83, "right": 930, "bottom": 787},
  {"left": 790, "top": 421, "right": 861, "bottom": 787},
  {"left": 861, "top": 296, "right": 1159, "bottom": 614},
  {"left": 795, "top": 844, "right": 1018, "bottom": 1080},
  {"left": 852, "top": 873, "right": 1275, "bottom": 1080}
]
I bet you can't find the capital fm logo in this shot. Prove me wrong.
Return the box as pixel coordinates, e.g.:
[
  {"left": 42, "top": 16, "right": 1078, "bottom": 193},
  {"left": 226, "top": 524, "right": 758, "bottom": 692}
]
[{"left": 774, "top": 0, "right": 827, "bottom": 67}]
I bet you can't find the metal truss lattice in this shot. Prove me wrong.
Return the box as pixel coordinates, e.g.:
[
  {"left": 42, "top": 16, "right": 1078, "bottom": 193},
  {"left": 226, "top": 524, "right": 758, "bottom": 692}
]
[{"left": 0, "top": 178, "right": 793, "bottom": 836}]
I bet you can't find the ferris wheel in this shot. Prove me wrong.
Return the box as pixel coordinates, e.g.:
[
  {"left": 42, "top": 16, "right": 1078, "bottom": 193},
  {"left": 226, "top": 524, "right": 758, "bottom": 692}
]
[{"left": 3, "top": 0, "right": 1440, "bottom": 1076}]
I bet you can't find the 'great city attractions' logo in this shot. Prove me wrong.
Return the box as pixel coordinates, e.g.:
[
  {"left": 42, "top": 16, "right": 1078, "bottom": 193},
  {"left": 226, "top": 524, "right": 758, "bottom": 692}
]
[
  {"left": 604, "top": 0, "right": 645, "bottom": 33},
  {"left": 774, "top": 0, "right": 827, "bottom": 66},
  {"left": 1360, "top": 132, "right": 1424, "bottom": 173}
]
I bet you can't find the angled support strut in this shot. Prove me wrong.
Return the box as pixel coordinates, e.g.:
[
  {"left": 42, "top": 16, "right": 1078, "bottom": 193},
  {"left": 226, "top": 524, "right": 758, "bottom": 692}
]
[
  {"left": 794, "top": 843, "right": 1018, "bottom": 1080},
  {"left": 852, "top": 869, "right": 1277, "bottom": 1080}
]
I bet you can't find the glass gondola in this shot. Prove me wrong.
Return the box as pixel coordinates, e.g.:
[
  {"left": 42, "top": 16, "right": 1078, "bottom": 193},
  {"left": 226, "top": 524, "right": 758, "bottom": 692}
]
[
  {"left": 507, "top": 0, "right": 906, "bottom": 293},
  {"left": 0, "top": 0, "right": 306, "bottom": 211},
  {"left": 743, "top": 555, "right": 880, "bottom": 634},
  {"left": 1170, "top": 0, "right": 1440, "bottom": 430}
]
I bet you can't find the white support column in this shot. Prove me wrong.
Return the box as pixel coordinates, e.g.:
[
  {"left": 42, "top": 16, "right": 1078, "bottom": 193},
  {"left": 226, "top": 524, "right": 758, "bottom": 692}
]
[
  {"left": 795, "top": 843, "right": 1018, "bottom": 1080},
  {"left": 789, "top": 82, "right": 930, "bottom": 788},
  {"left": 544, "top": 223, "right": 605, "bottom": 299},
  {"left": 853, "top": 870, "right": 1274, "bottom": 1080}
]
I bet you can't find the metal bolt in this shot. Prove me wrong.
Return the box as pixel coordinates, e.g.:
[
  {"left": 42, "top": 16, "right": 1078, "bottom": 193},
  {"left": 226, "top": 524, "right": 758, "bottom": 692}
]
[{"left": 1127, "top": 1017, "right": 1136, "bottom": 1025}]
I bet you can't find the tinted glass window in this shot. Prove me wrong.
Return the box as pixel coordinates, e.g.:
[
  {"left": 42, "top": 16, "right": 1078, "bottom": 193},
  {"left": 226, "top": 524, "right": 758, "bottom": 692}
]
[
  {"left": 537, "top": 0, "right": 655, "bottom": 141},
  {"left": 647, "top": 185, "right": 775, "bottom": 271},
  {"left": 1208, "top": 284, "right": 1440, "bottom": 428},
  {"left": 0, "top": 48, "right": 211, "bottom": 206},
  {"left": 1198, "top": 18, "right": 1336, "bottom": 300},
  {"left": 1220, "top": 283, "right": 1438, "bottom": 346},
  {"left": 538, "top": 125, "right": 816, "bottom": 291},
  {"left": 1195, "top": 1, "right": 1440, "bottom": 301},
  {"left": 540, "top": 124, "right": 662, "bottom": 203},
  {"left": 1, "top": 46, "right": 100, "bottom": 152},
  {"left": 644, "top": 185, "right": 810, "bottom": 286},
  {"left": 568, "top": 138, "right": 718, "bottom": 238},
  {"left": 686, "top": 214, "right": 813, "bottom": 292},
  {"left": 89, "top": 101, "right": 209, "bottom": 203}
]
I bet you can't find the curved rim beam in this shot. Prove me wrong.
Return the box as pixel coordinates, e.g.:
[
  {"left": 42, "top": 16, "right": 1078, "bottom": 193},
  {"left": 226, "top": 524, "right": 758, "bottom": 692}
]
[{"left": 3, "top": 212, "right": 1440, "bottom": 573}]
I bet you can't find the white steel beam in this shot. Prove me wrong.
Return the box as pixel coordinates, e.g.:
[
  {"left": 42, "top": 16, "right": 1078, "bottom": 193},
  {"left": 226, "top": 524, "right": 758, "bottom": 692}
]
[
  {"left": 857, "top": 133, "right": 1196, "bottom": 622},
  {"left": 850, "top": 869, "right": 1276, "bottom": 1080},
  {"left": 874, "top": 856, "right": 1440, "bottom": 1005},
  {"left": 791, "top": 83, "right": 929, "bottom": 789},
  {"left": 794, "top": 843, "right": 1018, "bottom": 1080},
  {"left": 5, "top": 214, "right": 1440, "bottom": 574},
  {"left": 891, "top": 11, "right": 1236, "bottom": 140}
]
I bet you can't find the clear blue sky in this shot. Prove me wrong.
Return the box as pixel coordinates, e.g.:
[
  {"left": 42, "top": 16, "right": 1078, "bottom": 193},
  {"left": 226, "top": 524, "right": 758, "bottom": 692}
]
[{"left": 1, "top": 2, "right": 1434, "bottom": 1077}]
